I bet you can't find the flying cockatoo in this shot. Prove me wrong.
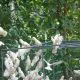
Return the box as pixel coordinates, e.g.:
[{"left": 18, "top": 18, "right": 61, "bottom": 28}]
[
  {"left": 43, "top": 59, "right": 52, "bottom": 71},
  {"left": 0, "top": 41, "right": 4, "bottom": 46},
  {"left": 51, "top": 34, "right": 63, "bottom": 55},
  {"left": 0, "top": 27, "right": 7, "bottom": 37},
  {"left": 18, "top": 67, "right": 25, "bottom": 79},
  {"left": 32, "top": 37, "right": 42, "bottom": 46},
  {"left": 25, "top": 55, "right": 31, "bottom": 71}
]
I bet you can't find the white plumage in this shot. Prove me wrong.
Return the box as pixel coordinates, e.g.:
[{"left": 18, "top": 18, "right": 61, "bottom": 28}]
[
  {"left": 43, "top": 59, "right": 52, "bottom": 71},
  {"left": 4, "top": 54, "right": 13, "bottom": 70},
  {"left": 31, "top": 55, "right": 39, "bottom": 66},
  {"left": 18, "top": 67, "right": 25, "bottom": 79},
  {"left": 0, "top": 41, "right": 4, "bottom": 46},
  {"left": 0, "top": 27, "right": 7, "bottom": 37},
  {"left": 25, "top": 55, "right": 31, "bottom": 71},
  {"left": 60, "top": 76, "right": 65, "bottom": 80},
  {"left": 32, "top": 37, "right": 42, "bottom": 46},
  {"left": 18, "top": 39, "right": 31, "bottom": 60},
  {"left": 51, "top": 34, "right": 63, "bottom": 55}
]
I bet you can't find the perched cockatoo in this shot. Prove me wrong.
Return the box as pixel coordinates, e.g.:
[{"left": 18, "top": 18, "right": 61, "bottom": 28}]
[
  {"left": 51, "top": 34, "right": 63, "bottom": 55},
  {"left": 7, "top": 51, "right": 18, "bottom": 62},
  {"left": 36, "top": 59, "right": 43, "bottom": 70},
  {"left": 3, "top": 69, "right": 10, "bottom": 77},
  {"left": 4, "top": 54, "right": 13, "bottom": 70},
  {"left": 74, "top": 70, "right": 80, "bottom": 75},
  {"left": 14, "top": 58, "right": 20, "bottom": 68},
  {"left": 34, "top": 49, "right": 42, "bottom": 56},
  {"left": 0, "top": 27, "right": 7, "bottom": 37},
  {"left": 18, "top": 67, "right": 25, "bottom": 79},
  {"left": 8, "top": 74, "right": 18, "bottom": 80},
  {"left": 31, "top": 55, "right": 39, "bottom": 66},
  {"left": 43, "top": 59, "right": 52, "bottom": 71},
  {"left": 0, "top": 41, "right": 4, "bottom": 46},
  {"left": 45, "top": 76, "right": 50, "bottom": 80},
  {"left": 60, "top": 76, "right": 65, "bottom": 80},
  {"left": 52, "top": 61, "right": 63, "bottom": 66},
  {"left": 25, "top": 55, "right": 31, "bottom": 71},
  {"left": 32, "top": 37, "right": 42, "bottom": 46},
  {"left": 18, "top": 39, "right": 31, "bottom": 60},
  {"left": 69, "top": 77, "right": 72, "bottom": 80}
]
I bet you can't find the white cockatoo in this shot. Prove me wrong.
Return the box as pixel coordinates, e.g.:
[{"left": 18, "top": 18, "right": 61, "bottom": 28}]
[
  {"left": 31, "top": 55, "right": 39, "bottom": 66},
  {"left": 3, "top": 69, "right": 10, "bottom": 77},
  {"left": 18, "top": 67, "right": 25, "bottom": 79},
  {"left": 14, "top": 58, "right": 20, "bottom": 68},
  {"left": 8, "top": 74, "right": 18, "bottom": 80},
  {"left": 43, "top": 59, "right": 52, "bottom": 71},
  {"left": 32, "top": 37, "right": 42, "bottom": 46},
  {"left": 18, "top": 39, "right": 31, "bottom": 60},
  {"left": 7, "top": 51, "right": 18, "bottom": 62},
  {"left": 0, "top": 27, "right": 7, "bottom": 37},
  {"left": 74, "top": 70, "right": 80, "bottom": 75},
  {"left": 36, "top": 59, "right": 43, "bottom": 70},
  {"left": 45, "top": 76, "right": 50, "bottom": 80},
  {"left": 4, "top": 54, "right": 13, "bottom": 70},
  {"left": 60, "top": 76, "right": 65, "bottom": 80},
  {"left": 25, "top": 55, "right": 31, "bottom": 71},
  {"left": 51, "top": 34, "right": 63, "bottom": 55},
  {"left": 0, "top": 41, "right": 4, "bottom": 46},
  {"left": 34, "top": 49, "right": 42, "bottom": 56},
  {"left": 69, "top": 77, "right": 72, "bottom": 80}
]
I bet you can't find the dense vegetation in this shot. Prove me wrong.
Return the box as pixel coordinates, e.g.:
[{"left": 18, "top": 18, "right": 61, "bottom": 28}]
[{"left": 0, "top": 0, "right": 80, "bottom": 80}]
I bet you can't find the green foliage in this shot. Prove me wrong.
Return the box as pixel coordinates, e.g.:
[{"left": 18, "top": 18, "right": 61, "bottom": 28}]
[{"left": 0, "top": 0, "right": 80, "bottom": 80}]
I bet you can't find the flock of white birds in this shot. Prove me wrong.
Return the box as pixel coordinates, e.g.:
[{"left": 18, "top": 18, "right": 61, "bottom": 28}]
[{"left": 0, "top": 27, "right": 79, "bottom": 80}]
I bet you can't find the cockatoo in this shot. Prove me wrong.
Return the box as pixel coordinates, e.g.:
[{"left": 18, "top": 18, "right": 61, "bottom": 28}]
[
  {"left": 34, "top": 49, "right": 42, "bottom": 56},
  {"left": 74, "top": 70, "right": 80, "bottom": 75},
  {"left": 36, "top": 59, "right": 43, "bottom": 70},
  {"left": 43, "top": 59, "right": 52, "bottom": 71},
  {"left": 31, "top": 55, "right": 39, "bottom": 66},
  {"left": 18, "top": 39, "right": 31, "bottom": 60},
  {"left": 14, "top": 58, "right": 20, "bottom": 68},
  {"left": 8, "top": 74, "right": 18, "bottom": 80},
  {"left": 18, "top": 67, "right": 25, "bottom": 79},
  {"left": 60, "top": 76, "right": 65, "bottom": 80},
  {"left": 0, "top": 27, "right": 7, "bottom": 37},
  {"left": 3, "top": 69, "right": 10, "bottom": 77},
  {"left": 32, "top": 37, "right": 42, "bottom": 46},
  {"left": 51, "top": 34, "right": 63, "bottom": 55},
  {"left": 45, "top": 76, "right": 50, "bottom": 80},
  {"left": 7, "top": 51, "right": 18, "bottom": 62},
  {"left": 69, "top": 77, "right": 72, "bottom": 80},
  {"left": 0, "top": 41, "right": 4, "bottom": 46},
  {"left": 25, "top": 55, "right": 31, "bottom": 71},
  {"left": 4, "top": 54, "right": 13, "bottom": 70}
]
